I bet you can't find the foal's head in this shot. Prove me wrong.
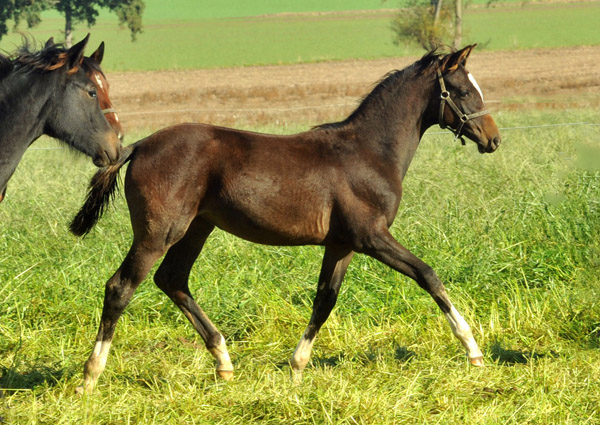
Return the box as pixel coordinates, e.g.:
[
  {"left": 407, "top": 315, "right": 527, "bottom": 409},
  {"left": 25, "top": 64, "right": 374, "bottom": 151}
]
[
  {"left": 45, "top": 37, "right": 125, "bottom": 142},
  {"left": 20, "top": 35, "right": 122, "bottom": 166},
  {"left": 435, "top": 45, "right": 501, "bottom": 153}
]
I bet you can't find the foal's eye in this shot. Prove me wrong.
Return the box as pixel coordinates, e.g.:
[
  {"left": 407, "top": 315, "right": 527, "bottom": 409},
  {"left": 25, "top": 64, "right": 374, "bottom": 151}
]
[
  {"left": 459, "top": 89, "right": 469, "bottom": 98},
  {"left": 88, "top": 88, "right": 97, "bottom": 98}
]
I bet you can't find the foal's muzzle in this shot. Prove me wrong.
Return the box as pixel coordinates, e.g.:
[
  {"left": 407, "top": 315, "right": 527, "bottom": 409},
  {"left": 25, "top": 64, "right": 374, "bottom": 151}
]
[
  {"left": 93, "top": 133, "right": 122, "bottom": 166},
  {"left": 478, "top": 135, "right": 501, "bottom": 153}
]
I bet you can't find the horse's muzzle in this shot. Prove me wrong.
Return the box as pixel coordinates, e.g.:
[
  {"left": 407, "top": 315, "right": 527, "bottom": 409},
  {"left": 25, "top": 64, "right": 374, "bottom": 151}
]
[
  {"left": 478, "top": 135, "right": 501, "bottom": 154},
  {"left": 94, "top": 135, "right": 122, "bottom": 166}
]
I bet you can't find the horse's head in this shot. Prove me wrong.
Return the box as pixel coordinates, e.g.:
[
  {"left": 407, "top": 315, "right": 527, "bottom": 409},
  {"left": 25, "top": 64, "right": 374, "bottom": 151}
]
[
  {"left": 436, "top": 45, "right": 501, "bottom": 153},
  {"left": 42, "top": 35, "right": 122, "bottom": 166},
  {"left": 45, "top": 37, "right": 124, "bottom": 142},
  {"left": 83, "top": 42, "right": 125, "bottom": 142}
]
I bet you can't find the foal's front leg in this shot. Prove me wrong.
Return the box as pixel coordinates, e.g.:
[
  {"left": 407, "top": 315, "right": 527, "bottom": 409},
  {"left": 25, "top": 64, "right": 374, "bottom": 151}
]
[
  {"left": 78, "top": 243, "right": 165, "bottom": 394},
  {"left": 291, "top": 246, "right": 354, "bottom": 381},
  {"left": 361, "top": 222, "right": 484, "bottom": 365}
]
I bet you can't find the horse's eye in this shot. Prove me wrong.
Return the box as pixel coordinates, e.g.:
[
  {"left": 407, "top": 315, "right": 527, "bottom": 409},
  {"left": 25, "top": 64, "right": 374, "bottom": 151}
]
[
  {"left": 459, "top": 89, "right": 469, "bottom": 98},
  {"left": 88, "top": 88, "right": 97, "bottom": 98}
]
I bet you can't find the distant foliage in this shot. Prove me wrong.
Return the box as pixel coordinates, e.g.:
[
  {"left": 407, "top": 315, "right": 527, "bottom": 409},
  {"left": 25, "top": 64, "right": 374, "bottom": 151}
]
[
  {"left": 391, "top": 0, "right": 456, "bottom": 50},
  {"left": 0, "top": 0, "right": 145, "bottom": 44}
]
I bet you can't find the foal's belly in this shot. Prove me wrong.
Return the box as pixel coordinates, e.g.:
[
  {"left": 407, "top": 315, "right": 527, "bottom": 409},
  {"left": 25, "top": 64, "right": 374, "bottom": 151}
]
[{"left": 200, "top": 196, "right": 332, "bottom": 247}]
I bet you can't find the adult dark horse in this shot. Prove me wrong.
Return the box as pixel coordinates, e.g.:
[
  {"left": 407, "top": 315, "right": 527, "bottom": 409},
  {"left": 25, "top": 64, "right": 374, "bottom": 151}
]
[
  {"left": 0, "top": 35, "right": 122, "bottom": 203},
  {"left": 45, "top": 37, "right": 125, "bottom": 141},
  {"left": 71, "top": 45, "right": 500, "bottom": 393}
]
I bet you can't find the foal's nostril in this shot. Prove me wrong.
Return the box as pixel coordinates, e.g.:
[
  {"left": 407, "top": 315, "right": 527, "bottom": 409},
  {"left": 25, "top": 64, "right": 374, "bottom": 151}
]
[{"left": 491, "top": 136, "right": 501, "bottom": 150}]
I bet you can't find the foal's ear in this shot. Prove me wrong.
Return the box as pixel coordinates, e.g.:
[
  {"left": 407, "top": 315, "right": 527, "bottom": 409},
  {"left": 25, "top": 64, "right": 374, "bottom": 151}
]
[
  {"left": 90, "top": 41, "right": 105, "bottom": 64},
  {"left": 441, "top": 44, "right": 477, "bottom": 73},
  {"left": 67, "top": 33, "right": 90, "bottom": 72},
  {"left": 44, "top": 37, "right": 55, "bottom": 49}
]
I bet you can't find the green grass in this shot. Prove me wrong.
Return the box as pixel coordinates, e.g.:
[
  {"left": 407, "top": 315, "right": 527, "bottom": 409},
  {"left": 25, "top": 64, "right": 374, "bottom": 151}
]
[
  {"left": 0, "top": 2, "right": 599, "bottom": 70},
  {"left": 1, "top": 109, "right": 599, "bottom": 424}
]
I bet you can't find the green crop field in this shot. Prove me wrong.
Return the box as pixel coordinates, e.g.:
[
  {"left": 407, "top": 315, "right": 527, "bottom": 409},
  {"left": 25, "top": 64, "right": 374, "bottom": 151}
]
[
  {"left": 1, "top": 108, "right": 599, "bottom": 424},
  {"left": 1, "top": 1, "right": 600, "bottom": 423},
  {"left": 0, "top": 2, "right": 599, "bottom": 70}
]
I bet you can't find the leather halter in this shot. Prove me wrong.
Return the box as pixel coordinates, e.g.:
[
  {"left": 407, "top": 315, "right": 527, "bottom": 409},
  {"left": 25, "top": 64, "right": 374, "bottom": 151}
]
[
  {"left": 437, "top": 68, "right": 490, "bottom": 144},
  {"left": 102, "top": 108, "right": 117, "bottom": 115}
]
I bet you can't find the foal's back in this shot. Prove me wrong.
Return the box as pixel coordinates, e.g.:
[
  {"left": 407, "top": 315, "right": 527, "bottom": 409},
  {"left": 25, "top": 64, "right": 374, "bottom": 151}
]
[{"left": 124, "top": 123, "right": 392, "bottom": 247}]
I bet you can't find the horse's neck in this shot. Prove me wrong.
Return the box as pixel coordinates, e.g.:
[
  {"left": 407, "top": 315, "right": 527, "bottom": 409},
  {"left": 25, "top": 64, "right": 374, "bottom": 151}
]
[
  {"left": 353, "top": 73, "right": 437, "bottom": 179},
  {"left": 0, "top": 73, "right": 54, "bottom": 189}
]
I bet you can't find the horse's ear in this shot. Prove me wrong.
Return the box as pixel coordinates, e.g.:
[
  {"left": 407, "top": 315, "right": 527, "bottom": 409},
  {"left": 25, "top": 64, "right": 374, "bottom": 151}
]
[
  {"left": 441, "top": 44, "right": 477, "bottom": 73},
  {"left": 90, "top": 41, "right": 105, "bottom": 64},
  {"left": 44, "top": 37, "right": 55, "bottom": 49},
  {"left": 67, "top": 33, "right": 90, "bottom": 72}
]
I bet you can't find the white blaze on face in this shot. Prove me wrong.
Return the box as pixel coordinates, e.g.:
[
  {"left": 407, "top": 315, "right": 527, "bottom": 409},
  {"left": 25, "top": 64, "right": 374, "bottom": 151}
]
[
  {"left": 94, "top": 74, "right": 104, "bottom": 91},
  {"left": 467, "top": 73, "right": 484, "bottom": 102}
]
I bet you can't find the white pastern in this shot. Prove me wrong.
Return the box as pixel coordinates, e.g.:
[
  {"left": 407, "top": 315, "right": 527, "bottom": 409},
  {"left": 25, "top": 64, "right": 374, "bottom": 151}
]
[
  {"left": 445, "top": 305, "right": 483, "bottom": 360},
  {"left": 467, "top": 73, "right": 484, "bottom": 102},
  {"left": 291, "top": 335, "right": 315, "bottom": 371},
  {"left": 208, "top": 334, "right": 233, "bottom": 374},
  {"left": 91, "top": 340, "right": 112, "bottom": 371}
]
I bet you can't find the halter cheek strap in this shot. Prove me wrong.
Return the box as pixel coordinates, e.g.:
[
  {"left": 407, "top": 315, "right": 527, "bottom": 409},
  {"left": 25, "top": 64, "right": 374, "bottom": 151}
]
[
  {"left": 437, "top": 68, "right": 490, "bottom": 144},
  {"left": 102, "top": 108, "right": 117, "bottom": 115}
]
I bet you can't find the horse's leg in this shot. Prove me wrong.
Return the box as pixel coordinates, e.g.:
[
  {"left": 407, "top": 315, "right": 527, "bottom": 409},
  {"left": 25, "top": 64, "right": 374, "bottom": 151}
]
[
  {"left": 361, "top": 222, "right": 484, "bottom": 365},
  {"left": 290, "top": 246, "right": 354, "bottom": 381},
  {"left": 79, "top": 241, "right": 167, "bottom": 394},
  {"left": 153, "top": 218, "right": 234, "bottom": 380}
]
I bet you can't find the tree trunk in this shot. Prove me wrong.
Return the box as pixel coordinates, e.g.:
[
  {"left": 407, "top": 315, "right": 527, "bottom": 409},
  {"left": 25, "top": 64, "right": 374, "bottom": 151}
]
[
  {"left": 433, "top": 0, "right": 443, "bottom": 26},
  {"left": 453, "top": 0, "right": 462, "bottom": 49},
  {"left": 64, "top": 5, "right": 72, "bottom": 48}
]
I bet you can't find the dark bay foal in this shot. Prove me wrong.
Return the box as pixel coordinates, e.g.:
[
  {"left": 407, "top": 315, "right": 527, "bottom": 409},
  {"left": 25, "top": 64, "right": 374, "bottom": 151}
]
[{"left": 71, "top": 45, "right": 500, "bottom": 392}]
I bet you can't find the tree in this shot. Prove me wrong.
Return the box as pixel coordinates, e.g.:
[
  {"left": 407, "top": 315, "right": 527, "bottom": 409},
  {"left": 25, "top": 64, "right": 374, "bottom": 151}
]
[
  {"left": 390, "top": 0, "right": 463, "bottom": 50},
  {"left": 0, "top": 0, "right": 145, "bottom": 47}
]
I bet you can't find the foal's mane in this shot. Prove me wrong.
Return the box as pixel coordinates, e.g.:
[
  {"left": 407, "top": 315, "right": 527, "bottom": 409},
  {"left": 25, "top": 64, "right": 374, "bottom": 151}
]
[
  {"left": 314, "top": 50, "right": 443, "bottom": 131},
  {"left": 12, "top": 39, "right": 79, "bottom": 76}
]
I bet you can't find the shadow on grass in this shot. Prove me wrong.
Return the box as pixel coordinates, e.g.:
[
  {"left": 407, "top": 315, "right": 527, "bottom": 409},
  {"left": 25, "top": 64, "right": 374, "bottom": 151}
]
[
  {"left": 490, "top": 341, "right": 557, "bottom": 365},
  {"left": 0, "top": 364, "right": 67, "bottom": 392},
  {"left": 276, "top": 344, "right": 416, "bottom": 370}
]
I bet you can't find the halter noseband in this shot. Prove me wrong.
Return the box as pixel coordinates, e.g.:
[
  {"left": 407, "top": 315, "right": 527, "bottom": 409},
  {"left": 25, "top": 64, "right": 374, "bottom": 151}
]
[{"left": 436, "top": 68, "right": 490, "bottom": 144}]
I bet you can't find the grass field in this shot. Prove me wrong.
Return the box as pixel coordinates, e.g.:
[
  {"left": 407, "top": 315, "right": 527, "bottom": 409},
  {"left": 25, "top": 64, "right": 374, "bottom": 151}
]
[
  {"left": 0, "top": 2, "right": 599, "bottom": 70},
  {"left": 1, "top": 108, "right": 599, "bottom": 424}
]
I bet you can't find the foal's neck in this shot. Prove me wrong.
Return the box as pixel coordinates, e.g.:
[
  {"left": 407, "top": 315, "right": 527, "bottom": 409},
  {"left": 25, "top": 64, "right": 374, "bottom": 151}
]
[
  {"left": 352, "top": 69, "right": 437, "bottom": 179},
  {"left": 0, "top": 72, "right": 57, "bottom": 189}
]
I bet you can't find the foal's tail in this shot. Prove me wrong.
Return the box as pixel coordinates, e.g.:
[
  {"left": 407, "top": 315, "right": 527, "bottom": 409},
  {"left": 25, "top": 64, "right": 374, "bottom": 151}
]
[{"left": 70, "top": 142, "right": 140, "bottom": 236}]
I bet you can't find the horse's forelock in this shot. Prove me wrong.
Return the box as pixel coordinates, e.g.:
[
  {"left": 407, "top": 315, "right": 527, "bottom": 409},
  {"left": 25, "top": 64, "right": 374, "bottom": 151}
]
[{"left": 82, "top": 56, "right": 106, "bottom": 78}]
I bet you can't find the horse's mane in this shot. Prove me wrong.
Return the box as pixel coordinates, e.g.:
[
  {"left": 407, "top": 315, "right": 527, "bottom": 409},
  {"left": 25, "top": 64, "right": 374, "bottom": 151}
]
[
  {"left": 0, "top": 53, "right": 12, "bottom": 81},
  {"left": 313, "top": 49, "right": 444, "bottom": 131},
  {"left": 12, "top": 39, "right": 79, "bottom": 75}
]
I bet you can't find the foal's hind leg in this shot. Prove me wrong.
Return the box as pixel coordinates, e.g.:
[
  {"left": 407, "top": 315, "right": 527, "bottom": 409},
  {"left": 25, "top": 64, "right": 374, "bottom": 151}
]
[
  {"left": 153, "top": 218, "right": 234, "bottom": 380},
  {"left": 291, "top": 246, "right": 354, "bottom": 381},
  {"left": 79, "top": 242, "right": 167, "bottom": 394},
  {"left": 361, "top": 222, "right": 484, "bottom": 365}
]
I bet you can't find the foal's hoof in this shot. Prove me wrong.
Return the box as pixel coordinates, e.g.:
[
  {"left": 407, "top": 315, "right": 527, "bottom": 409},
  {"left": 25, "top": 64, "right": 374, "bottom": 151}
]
[
  {"left": 469, "top": 356, "right": 485, "bottom": 367},
  {"left": 217, "top": 370, "right": 234, "bottom": 381},
  {"left": 290, "top": 369, "right": 304, "bottom": 384},
  {"left": 75, "top": 385, "right": 93, "bottom": 396}
]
